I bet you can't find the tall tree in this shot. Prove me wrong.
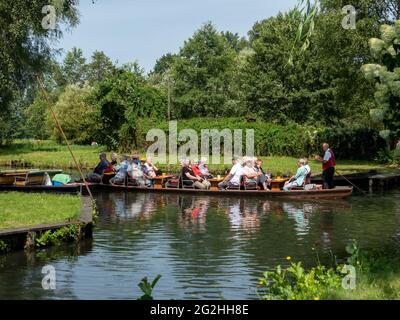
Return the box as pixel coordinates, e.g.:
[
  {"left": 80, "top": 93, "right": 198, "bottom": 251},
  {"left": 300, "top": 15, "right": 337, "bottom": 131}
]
[
  {"left": 91, "top": 68, "right": 166, "bottom": 150},
  {"left": 172, "top": 22, "right": 238, "bottom": 118},
  {"left": 62, "top": 47, "right": 87, "bottom": 86},
  {"left": 0, "top": 0, "right": 79, "bottom": 143},
  {"left": 86, "top": 50, "right": 116, "bottom": 84},
  {"left": 241, "top": 3, "right": 379, "bottom": 125}
]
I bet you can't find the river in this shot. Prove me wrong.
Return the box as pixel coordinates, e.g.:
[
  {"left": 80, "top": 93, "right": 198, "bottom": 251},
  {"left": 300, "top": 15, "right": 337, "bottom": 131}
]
[{"left": 1, "top": 190, "right": 400, "bottom": 299}]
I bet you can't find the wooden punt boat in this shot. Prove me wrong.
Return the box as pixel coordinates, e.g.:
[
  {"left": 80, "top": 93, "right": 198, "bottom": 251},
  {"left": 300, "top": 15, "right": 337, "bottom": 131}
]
[
  {"left": 0, "top": 179, "right": 353, "bottom": 200},
  {"left": 92, "top": 184, "right": 353, "bottom": 200}
]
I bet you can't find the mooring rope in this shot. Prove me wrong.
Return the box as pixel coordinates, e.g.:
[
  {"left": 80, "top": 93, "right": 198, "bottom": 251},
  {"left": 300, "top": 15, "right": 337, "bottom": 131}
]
[{"left": 36, "top": 74, "right": 95, "bottom": 202}]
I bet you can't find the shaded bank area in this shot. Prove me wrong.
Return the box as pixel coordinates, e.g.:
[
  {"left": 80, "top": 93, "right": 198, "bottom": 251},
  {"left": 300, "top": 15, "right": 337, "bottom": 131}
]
[{"left": 0, "top": 194, "right": 93, "bottom": 254}]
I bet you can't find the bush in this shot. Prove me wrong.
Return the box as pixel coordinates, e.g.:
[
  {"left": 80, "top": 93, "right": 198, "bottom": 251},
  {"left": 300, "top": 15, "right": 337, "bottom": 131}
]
[
  {"left": 316, "top": 127, "right": 387, "bottom": 160},
  {"left": 50, "top": 84, "right": 98, "bottom": 144},
  {"left": 133, "top": 117, "right": 386, "bottom": 159},
  {"left": 257, "top": 260, "right": 343, "bottom": 300},
  {"left": 90, "top": 69, "right": 167, "bottom": 150}
]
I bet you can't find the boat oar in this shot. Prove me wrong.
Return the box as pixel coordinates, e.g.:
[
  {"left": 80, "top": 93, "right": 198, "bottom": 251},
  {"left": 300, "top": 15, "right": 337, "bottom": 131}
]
[{"left": 335, "top": 169, "right": 368, "bottom": 196}]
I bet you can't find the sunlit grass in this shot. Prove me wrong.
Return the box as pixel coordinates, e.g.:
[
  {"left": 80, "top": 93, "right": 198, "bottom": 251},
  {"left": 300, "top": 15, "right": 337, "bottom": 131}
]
[
  {"left": 0, "top": 192, "right": 81, "bottom": 230},
  {"left": 0, "top": 140, "right": 398, "bottom": 175},
  {"left": 0, "top": 139, "right": 106, "bottom": 169}
]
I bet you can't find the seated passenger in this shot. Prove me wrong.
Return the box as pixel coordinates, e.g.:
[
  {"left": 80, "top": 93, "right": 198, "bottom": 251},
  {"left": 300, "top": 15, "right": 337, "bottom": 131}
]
[
  {"left": 192, "top": 159, "right": 211, "bottom": 188},
  {"left": 110, "top": 152, "right": 118, "bottom": 166},
  {"left": 283, "top": 159, "right": 308, "bottom": 191},
  {"left": 181, "top": 159, "right": 210, "bottom": 189},
  {"left": 87, "top": 153, "right": 110, "bottom": 183},
  {"left": 192, "top": 160, "right": 202, "bottom": 177},
  {"left": 143, "top": 157, "right": 160, "bottom": 187},
  {"left": 127, "top": 155, "right": 146, "bottom": 187},
  {"left": 218, "top": 157, "right": 243, "bottom": 190},
  {"left": 242, "top": 157, "right": 260, "bottom": 185},
  {"left": 198, "top": 157, "right": 213, "bottom": 178},
  {"left": 255, "top": 159, "right": 271, "bottom": 190},
  {"left": 303, "top": 158, "right": 312, "bottom": 185},
  {"left": 110, "top": 155, "right": 130, "bottom": 185}
]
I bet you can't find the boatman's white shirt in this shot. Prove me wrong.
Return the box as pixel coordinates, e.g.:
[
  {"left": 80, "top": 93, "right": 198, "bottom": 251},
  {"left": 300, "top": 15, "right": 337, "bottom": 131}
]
[{"left": 323, "top": 150, "right": 332, "bottom": 162}]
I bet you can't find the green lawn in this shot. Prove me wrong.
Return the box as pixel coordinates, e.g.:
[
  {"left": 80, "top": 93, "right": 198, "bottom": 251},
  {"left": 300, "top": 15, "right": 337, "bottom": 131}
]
[
  {"left": 329, "top": 274, "right": 400, "bottom": 299},
  {"left": 0, "top": 139, "right": 398, "bottom": 175},
  {"left": 0, "top": 192, "right": 81, "bottom": 230},
  {"left": 328, "top": 247, "right": 400, "bottom": 300},
  {"left": 0, "top": 139, "right": 106, "bottom": 169}
]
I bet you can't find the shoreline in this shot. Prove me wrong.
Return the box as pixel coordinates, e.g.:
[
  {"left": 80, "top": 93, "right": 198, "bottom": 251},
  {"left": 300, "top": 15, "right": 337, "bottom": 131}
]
[{"left": 0, "top": 196, "right": 94, "bottom": 254}]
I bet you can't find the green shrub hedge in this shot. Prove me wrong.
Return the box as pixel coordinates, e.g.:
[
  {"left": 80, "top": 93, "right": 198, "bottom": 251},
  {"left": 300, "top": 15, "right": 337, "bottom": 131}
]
[{"left": 132, "top": 118, "right": 386, "bottom": 159}]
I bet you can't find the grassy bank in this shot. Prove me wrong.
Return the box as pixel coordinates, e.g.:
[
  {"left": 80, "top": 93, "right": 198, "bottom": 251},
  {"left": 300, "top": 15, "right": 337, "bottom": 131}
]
[
  {"left": 258, "top": 243, "right": 400, "bottom": 300},
  {"left": 0, "top": 139, "right": 106, "bottom": 169},
  {"left": 0, "top": 139, "right": 398, "bottom": 175},
  {"left": 0, "top": 192, "right": 81, "bottom": 230}
]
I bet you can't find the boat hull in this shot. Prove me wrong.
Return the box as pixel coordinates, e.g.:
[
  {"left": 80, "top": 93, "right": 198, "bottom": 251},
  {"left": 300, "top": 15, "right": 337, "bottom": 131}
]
[
  {"left": 0, "top": 182, "right": 353, "bottom": 200},
  {"left": 93, "top": 184, "right": 353, "bottom": 200}
]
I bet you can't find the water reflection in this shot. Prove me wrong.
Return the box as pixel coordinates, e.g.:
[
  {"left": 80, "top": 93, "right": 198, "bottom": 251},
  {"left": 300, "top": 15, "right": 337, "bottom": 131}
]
[
  {"left": 1, "top": 191, "right": 399, "bottom": 300},
  {"left": 95, "top": 192, "right": 352, "bottom": 246}
]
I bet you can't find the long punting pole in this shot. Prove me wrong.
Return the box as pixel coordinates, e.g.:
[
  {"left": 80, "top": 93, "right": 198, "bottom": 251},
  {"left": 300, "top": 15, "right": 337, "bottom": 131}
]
[{"left": 36, "top": 74, "right": 95, "bottom": 201}]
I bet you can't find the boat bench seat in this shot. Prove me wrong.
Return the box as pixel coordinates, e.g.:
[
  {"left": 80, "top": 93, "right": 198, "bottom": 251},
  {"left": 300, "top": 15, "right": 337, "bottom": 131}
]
[{"left": 14, "top": 171, "right": 50, "bottom": 186}]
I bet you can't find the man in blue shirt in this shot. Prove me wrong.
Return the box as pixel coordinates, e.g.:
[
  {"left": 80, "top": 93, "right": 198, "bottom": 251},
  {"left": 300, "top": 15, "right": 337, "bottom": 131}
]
[{"left": 87, "top": 153, "right": 110, "bottom": 183}]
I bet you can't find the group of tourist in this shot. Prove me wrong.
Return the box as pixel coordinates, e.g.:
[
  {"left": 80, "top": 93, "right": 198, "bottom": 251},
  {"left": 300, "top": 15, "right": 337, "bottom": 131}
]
[
  {"left": 216, "top": 156, "right": 272, "bottom": 190},
  {"left": 87, "top": 153, "right": 160, "bottom": 187},
  {"left": 87, "top": 143, "right": 336, "bottom": 191}
]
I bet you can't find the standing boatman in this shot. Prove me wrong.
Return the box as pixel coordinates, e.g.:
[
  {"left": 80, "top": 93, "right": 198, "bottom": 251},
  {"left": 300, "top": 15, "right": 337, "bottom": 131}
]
[{"left": 315, "top": 143, "right": 336, "bottom": 189}]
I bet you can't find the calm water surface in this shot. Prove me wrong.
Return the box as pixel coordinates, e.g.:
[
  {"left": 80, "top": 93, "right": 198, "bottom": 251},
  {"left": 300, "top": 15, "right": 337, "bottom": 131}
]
[{"left": 1, "top": 190, "right": 400, "bottom": 299}]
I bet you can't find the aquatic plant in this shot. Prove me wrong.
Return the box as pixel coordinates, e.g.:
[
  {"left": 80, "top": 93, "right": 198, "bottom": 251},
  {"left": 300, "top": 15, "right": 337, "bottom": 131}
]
[
  {"left": 0, "top": 240, "right": 9, "bottom": 254},
  {"left": 137, "top": 275, "right": 162, "bottom": 300},
  {"left": 35, "top": 224, "right": 80, "bottom": 248}
]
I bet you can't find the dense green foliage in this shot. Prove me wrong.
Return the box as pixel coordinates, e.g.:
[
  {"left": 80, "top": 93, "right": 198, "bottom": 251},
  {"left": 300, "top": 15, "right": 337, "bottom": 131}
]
[
  {"left": 90, "top": 69, "right": 167, "bottom": 150},
  {"left": 0, "top": 0, "right": 79, "bottom": 144},
  {"left": 362, "top": 21, "right": 400, "bottom": 142},
  {"left": 136, "top": 118, "right": 386, "bottom": 159},
  {"left": 258, "top": 240, "right": 400, "bottom": 300},
  {"left": 51, "top": 84, "right": 97, "bottom": 144},
  {"left": 1, "top": 0, "right": 399, "bottom": 160},
  {"left": 258, "top": 260, "right": 343, "bottom": 300}
]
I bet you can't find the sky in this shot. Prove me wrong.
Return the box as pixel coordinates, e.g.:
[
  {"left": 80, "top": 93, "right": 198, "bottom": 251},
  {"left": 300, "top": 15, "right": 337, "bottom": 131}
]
[{"left": 56, "top": 0, "right": 299, "bottom": 72}]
